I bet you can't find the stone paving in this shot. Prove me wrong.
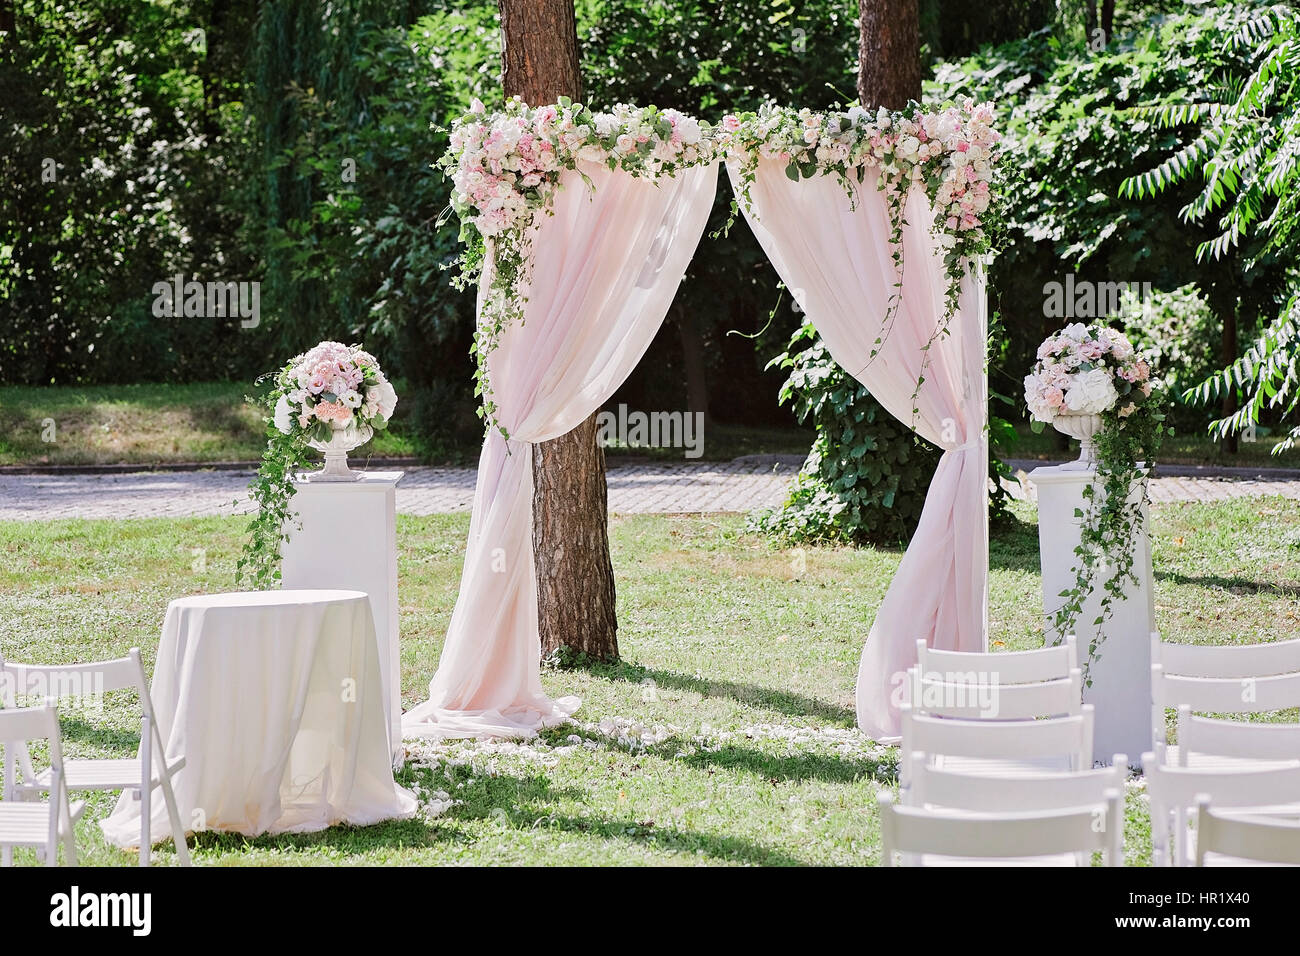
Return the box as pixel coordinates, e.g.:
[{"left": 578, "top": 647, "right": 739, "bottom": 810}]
[
  {"left": 0, "top": 455, "right": 808, "bottom": 521},
  {"left": 1, "top": 454, "right": 1297, "bottom": 521}
]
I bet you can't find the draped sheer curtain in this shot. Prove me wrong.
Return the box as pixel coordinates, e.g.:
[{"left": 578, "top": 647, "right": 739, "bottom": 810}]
[
  {"left": 403, "top": 161, "right": 719, "bottom": 739},
  {"left": 728, "top": 157, "right": 988, "bottom": 741}
]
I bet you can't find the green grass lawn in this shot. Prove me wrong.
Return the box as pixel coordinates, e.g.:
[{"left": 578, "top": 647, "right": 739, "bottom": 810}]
[
  {"left": 0, "top": 498, "right": 1297, "bottom": 865},
  {"left": 0, "top": 382, "right": 419, "bottom": 466},
  {"left": 0, "top": 382, "right": 810, "bottom": 467}
]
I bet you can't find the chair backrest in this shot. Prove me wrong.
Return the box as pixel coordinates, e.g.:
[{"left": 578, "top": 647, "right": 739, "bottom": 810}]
[
  {"left": 0, "top": 702, "right": 61, "bottom": 747},
  {"left": 1143, "top": 752, "right": 1300, "bottom": 810},
  {"left": 899, "top": 704, "right": 1094, "bottom": 780},
  {"left": 908, "top": 664, "right": 1083, "bottom": 720},
  {"left": 1143, "top": 749, "right": 1300, "bottom": 865},
  {"left": 1176, "top": 706, "right": 1300, "bottom": 764},
  {"left": 0, "top": 649, "right": 147, "bottom": 701},
  {"left": 1153, "top": 631, "right": 1300, "bottom": 678},
  {"left": 0, "top": 702, "right": 76, "bottom": 866},
  {"left": 1152, "top": 664, "right": 1300, "bottom": 744},
  {"left": 877, "top": 789, "right": 1122, "bottom": 866},
  {"left": 1, "top": 650, "right": 157, "bottom": 790},
  {"left": 904, "top": 751, "right": 1126, "bottom": 812},
  {"left": 1195, "top": 800, "right": 1300, "bottom": 866},
  {"left": 916, "top": 636, "right": 1078, "bottom": 685}
]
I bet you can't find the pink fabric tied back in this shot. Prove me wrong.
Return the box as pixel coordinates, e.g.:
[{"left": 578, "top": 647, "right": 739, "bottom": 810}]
[
  {"left": 726, "top": 157, "right": 989, "bottom": 741},
  {"left": 403, "top": 161, "right": 720, "bottom": 739}
]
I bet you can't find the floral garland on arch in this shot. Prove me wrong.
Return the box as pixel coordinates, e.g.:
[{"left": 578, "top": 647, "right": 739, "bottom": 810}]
[
  {"left": 718, "top": 99, "right": 1003, "bottom": 419},
  {"left": 438, "top": 97, "right": 718, "bottom": 437},
  {"left": 1025, "top": 323, "right": 1168, "bottom": 679}
]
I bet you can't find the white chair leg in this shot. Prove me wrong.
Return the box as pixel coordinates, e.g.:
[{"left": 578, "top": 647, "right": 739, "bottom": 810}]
[
  {"left": 159, "top": 773, "right": 190, "bottom": 866},
  {"left": 139, "top": 720, "right": 152, "bottom": 867}
]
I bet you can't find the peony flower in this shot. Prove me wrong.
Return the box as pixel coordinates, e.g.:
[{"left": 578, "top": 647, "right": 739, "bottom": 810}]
[
  {"left": 1064, "top": 366, "right": 1119, "bottom": 414},
  {"left": 370, "top": 380, "right": 398, "bottom": 420}
]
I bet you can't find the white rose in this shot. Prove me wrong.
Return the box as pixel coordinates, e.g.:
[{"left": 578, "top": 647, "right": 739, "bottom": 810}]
[
  {"left": 273, "top": 395, "right": 294, "bottom": 435},
  {"left": 1064, "top": 366, "right": 1119, "bottom": 414},
  {"left": 370, "top": 380, "right": 398, "bottom": 420}
]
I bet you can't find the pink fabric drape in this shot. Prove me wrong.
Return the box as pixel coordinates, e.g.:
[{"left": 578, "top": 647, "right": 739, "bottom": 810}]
[
  {"left": 403, "top": 160, "right": 719, "bottom": 739},
  {"left": 728, "top": 158, "right": 989, "bottom": 741}
]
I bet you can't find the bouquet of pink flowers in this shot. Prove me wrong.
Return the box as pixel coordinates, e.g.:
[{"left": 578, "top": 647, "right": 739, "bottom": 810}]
[
  {"left": 1024, "top": 323, "right": 1153, "bottom": 424},
  {"left": 268, "top": 341, "right": 397, "bottom": 442}
]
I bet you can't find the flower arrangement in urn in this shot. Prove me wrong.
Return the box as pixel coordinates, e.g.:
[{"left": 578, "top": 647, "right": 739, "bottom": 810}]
[
  {"left": 270, "top": 341, "right": 398, "bottom": 479},
  {"left": 1024, "top": 323, "right": 1154, "bottom": 468},
  {"left": 1024, "top": 323, "right": 1167, "bottom": 676},
  {"left": 237, "top": 341, "right": 397, "bottom": 589}
]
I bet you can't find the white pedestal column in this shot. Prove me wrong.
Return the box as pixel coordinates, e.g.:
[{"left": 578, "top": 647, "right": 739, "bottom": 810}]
[
  {"left": 281, "top": 471, "right": 403, "bottom": 766},
  {"left": 1029, "top": 464, "right": 1154, "bottom": 767}
]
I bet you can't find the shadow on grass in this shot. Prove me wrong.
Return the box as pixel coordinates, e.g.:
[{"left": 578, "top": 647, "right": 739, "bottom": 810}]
[
  {"left": 523, "top": 812, "right": 807, "bottom": 866},
  {"left": 678, "top": 743, "right": 897, "bottom": 787},
  {"left": 1154, "top": 569, "right": 1300, "bottom": 598},
  {"left": 58, "top": 716, "right": 141, "bottom": 753},
  {"left": 571, "top": 658, "right": 857, "bottom": 726},
  {"left": 990, "top": 512, "right": 1040, "bottom": 573}
]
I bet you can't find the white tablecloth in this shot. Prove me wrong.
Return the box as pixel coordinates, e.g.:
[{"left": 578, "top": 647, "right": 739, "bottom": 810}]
[{"left": 102, "top": 590, "right": 416, "bottom": 847}]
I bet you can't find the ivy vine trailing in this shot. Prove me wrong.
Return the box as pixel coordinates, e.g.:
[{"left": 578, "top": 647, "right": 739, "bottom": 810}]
[
  {"left": 438, "top": 97, "right": 718, "bottom": 438},
  {"left": 236, "top": 409, "right": 312, "bottom": 589},
  {"left": 1025, "top": 324, "right": 1168, "bottom": 679},
  {"left": 719, "top": 98, "right": 1004, "bottom": 423}
]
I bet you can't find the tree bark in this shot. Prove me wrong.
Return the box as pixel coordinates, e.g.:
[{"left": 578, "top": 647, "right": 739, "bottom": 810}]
[
  {"left": 1209, "top": 275, "right": 1239, "bottom": 455},
  {"left": 673, "top": 303, "right": 712, "bottom": 431},
  {"left": 532, "top": 416, "right": 619, "bottom": 659},
  {"left": 498, "top": 0, "right": 620, "bottom": 661},
  {"left": 1101, "top": 0, "right": 1116, "bottom": 42},
  {"left": 857, "top": 0, "right": 922, "bottom": 109},
  {"left": 499, "top": 0, "right": 581, "bottom": 105}
]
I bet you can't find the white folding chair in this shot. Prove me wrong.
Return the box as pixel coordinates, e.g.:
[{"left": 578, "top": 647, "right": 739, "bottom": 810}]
[
  {"left": 1142, "top": 752, "right": 1300, "bottom": 867},
  {"left": 1195, "top": 799, "right": 1300, "bottom": 866},
  {"left": 917, "top": 635, "right": 1078, "bottom": 684},
  {"left": 903, "top": 751, "right": 1127, "bottom": 812},
  {"left": 1153, "top": 631, "right": 1300, "bottom": 678},
  {"left": 1175, "top": 706, "right": 1300, "bottom": 766},
  {"left": 899, "top": 703, "right": 1094, "bottom": 779},
  {"left": 1151, "top": 663, "right": 1300, "bottom": 763},
  {"left": 0, "top": 650, "right": 190, "bottom": 866},
  {"left": 910, "top": 639, "right": 1082, "bottom": 722},
  {"left": 0, "top": 703, "right": 83, "bottom": 866},
  {"left": 877, "top": 788, "right": 1122, "bottom": 866}
]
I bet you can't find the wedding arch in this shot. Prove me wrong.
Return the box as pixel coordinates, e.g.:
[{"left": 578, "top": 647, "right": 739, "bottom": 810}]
[{"left": 402, "top": 96, "right": 998, "bottom": 742}]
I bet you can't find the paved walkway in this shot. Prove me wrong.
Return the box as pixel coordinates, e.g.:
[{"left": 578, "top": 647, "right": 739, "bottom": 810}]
[
  {"left": 1, "top": 455, "right": 1297, "bottom": 521},
  {"left": 0, "top": 455, "right": 807, "bottom": 520}
]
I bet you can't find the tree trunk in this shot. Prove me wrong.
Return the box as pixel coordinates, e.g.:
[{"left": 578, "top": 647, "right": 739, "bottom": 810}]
[
  {"left": 532, "top": 416, "right": 619, "bottom": 659},
  {"left": 1101, "top": 0, "right": 1116, "bottom": 42},
  {"left": 499, "top": 0, "right": 581, "bottom": 105},
  {"left": 673, "top": 303, "right": 711, "bottom": 431},
  {"left": 498, "top": 0, "right": 619, "bottom": 661},
  {"left": 1209, "top": 276, "right": 1239, "bottom": 455},
  {"left": 857, "top": 0, "right": 921, "bottom": 109}
]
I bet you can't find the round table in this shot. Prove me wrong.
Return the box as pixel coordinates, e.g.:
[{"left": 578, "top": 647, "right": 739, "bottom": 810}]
[{"left": 101, "top": 590, "right": 415, "bottom": 847}]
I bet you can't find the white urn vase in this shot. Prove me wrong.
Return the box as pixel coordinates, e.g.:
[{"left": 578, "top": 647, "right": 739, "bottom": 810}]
[
  {"left": 1052, "top": 412, "right": 1103, "bottom": 470},
  {"left": 307, "top": 421, "right": 373, "bottom": 482}
]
